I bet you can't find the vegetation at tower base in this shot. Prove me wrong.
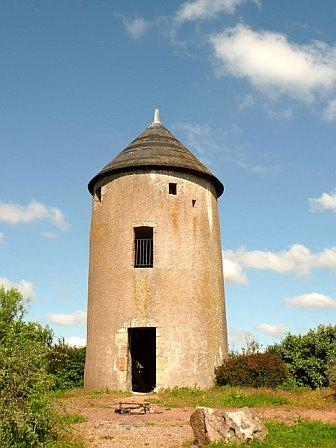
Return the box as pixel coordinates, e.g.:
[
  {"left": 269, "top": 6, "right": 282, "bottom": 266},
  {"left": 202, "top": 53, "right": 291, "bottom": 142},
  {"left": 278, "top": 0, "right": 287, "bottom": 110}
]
[
  {"left": 0, "top": 287, "right": 84, "bottom": 447},
  {"left": 47, "top": 340, "right": 86, "bottom": 391},
  {"left": 326, "top": 356, "right": 336, "bottom": 396},
  {"left": 0, "top": 287, "right": 57, "bottom": 447},
  {"left": 215, "top": 353, "right": 289, "bottom": 388},
  {"left": 268, "top": 325, "right": 336, "bottom": 389}
]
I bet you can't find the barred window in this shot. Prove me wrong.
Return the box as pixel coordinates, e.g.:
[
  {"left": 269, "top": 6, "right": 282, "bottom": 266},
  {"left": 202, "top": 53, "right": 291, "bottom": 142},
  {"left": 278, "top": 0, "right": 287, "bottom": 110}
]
[{"left": 134, "top": 227, "right": 153, "bottom": 268}]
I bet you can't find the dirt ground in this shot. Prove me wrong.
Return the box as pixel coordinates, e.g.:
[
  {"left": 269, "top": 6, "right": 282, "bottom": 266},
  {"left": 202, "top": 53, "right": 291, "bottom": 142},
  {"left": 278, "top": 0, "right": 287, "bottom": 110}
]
[{"left": 61, "top": 395, "right": 336, "bottom": 448}]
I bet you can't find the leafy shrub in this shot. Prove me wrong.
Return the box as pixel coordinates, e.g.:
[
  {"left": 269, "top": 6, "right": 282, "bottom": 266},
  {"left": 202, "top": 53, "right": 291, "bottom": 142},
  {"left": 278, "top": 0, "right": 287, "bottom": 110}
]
[
  {"left": 326, "top": 355, "right": 336, "bottom": 394},
  {"left": 215, "top": 352, "right": 289, "bottom": 388},
  {"left": 48, "top": 340, "right": 85, "bottom": 390},
  {"left": 0, "top": 287, "right": 58, "bottom": 447},
  {"left": 268, "top": 325, "right": 336, "bottom": 389}
]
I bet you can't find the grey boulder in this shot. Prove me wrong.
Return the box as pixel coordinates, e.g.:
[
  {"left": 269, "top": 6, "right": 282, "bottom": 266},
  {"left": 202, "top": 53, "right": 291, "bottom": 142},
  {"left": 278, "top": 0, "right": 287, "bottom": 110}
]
[{"left": 190, "top": 406, "right": 267, "bottom": 446}]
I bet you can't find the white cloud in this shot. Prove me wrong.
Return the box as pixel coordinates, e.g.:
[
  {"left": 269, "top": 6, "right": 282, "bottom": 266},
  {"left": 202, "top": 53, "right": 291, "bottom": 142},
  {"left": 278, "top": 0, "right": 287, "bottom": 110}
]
[
  {"left": 234, "top": 159, "right": 280, "bottom": 174},
  {"left": 324, "top": 98, "right": 336, "bottom": 121},
  {"left": 223, "top": 244, "right": 336, "bottom": 280},
  {"left": 0, "top": 201, "right": 70, "bottom": 230},
  {"left": 0, "top": 233, "right": 4, "bottom": 243},
  {"left": 266, "top": 107, "right": 293, "bottom": 121},
  {"left": 210, "top": 24, "right": 336, "bottom": 103},
  {"left": 309, "top": 190, "right": 336, "bottom": 212},
  {"left": 229, "top": 328, "right": 252, "bottom": 346},
  {"left": 174, "top": 122, "right": 211, "bottom": 156},
  {"left": 0, "top": 277, "right": 36, "bottom": 299},
  {"left": 255, "top": 323, "right": 288, "bottom": 337},
  {"left": 284, "top": 292, "right": 336, "bottom": 309},
  {"left": 65, "top": 336, "right": 86, "bottom": 347},
  {"left": 175, "top": 0, "right": 258, "bottom": 22},
  {"left": 47, "top": 310, "right": 87, "bottom": 326},
  {"left": 239, "top": 93, "right": 255, "bottom": 111},
  {"left": 123, "top": 17, "right": 148, "bottom": 39},
  {"left": 223, "top": 258, "right": 247, "bottom": 284},
  {"left": 42, "top": 232, "right": 60, "bottom": 239},
  {"left": 174, "top": 122, "right": 279, "bottom": 174}
]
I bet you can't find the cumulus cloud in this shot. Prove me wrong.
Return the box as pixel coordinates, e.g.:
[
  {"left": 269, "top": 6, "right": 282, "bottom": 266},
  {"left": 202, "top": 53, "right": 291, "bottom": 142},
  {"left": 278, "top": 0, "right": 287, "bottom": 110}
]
[
  {"left": 255, "top": 323, "right": 288, "bottom": 337},
  {"left": 65, "top": 336, "right": 86, "bottom": 347},
  {"left": 223, "top": 258, "right": 247, "bottom": 284},
  {"left": 175, "top": 0, "right": 258, "bottom": 22},
  {"left": 123, "top": 17, "right": 148, "bottom": 39},
  {"left": 0, "top": 201, "right": 70, "bottom": 230},
  {"left": 284, "top": 292, "right": 336, "bottom": 309},
  {"left": 210, "top": 24, "right": 336, "bottom": 103},
  {"left": 309, "top": 190, "right": 336, "bottom": 212},
  {"left": 324, "top": 98, "right": 336, "bottom": 121},
  {"left": 0, "top": 277, "right": 36, "bottom": 299},
  {"left": 47, "top": 310, "right": 87, "bottom": 326},
  {"left": 0, "top": 232, "right": 4, "bottom": 243},
  {"left": 223, "top": 244, "right": 336, "bottom": 280}
]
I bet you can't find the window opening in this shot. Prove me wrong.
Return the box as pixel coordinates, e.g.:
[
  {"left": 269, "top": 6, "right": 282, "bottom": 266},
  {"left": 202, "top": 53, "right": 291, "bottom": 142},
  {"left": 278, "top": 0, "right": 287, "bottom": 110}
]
[
  {"left": 134, "top": 227, "right": 153, "bottom": 268},
  {"left": 192, "top": 199, "right": 196, "bottom": 207},
  {"left": 128, "top": 327, "right": 156, "bottom": 392},
  {"left": 169, "top": 183, "right": 177, "bottom": 195}
]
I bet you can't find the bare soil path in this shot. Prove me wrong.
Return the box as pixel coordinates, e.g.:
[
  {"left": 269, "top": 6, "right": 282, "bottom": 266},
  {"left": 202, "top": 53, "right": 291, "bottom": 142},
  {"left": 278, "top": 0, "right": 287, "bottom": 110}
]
[{"left": 60, "top": 394, "right": 336, "bottom": 448}]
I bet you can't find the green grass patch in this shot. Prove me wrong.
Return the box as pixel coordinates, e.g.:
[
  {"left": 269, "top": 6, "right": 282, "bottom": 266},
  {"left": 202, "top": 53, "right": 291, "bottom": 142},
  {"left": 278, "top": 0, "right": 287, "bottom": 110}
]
[
  {"left": 51, "top": 387, "right": 129, "bottom": 400},
  {"left": 151, "top": 387, "right": 289, "bottom": 408},
  {"left": 208, "top": 421, "right": 336, "bottom": 448},
  {"left": 60, "top": 413, "right": 86, "bottom": 425},
  {"left": 43, "top": 442, "right": 85, "bottom": 448}
]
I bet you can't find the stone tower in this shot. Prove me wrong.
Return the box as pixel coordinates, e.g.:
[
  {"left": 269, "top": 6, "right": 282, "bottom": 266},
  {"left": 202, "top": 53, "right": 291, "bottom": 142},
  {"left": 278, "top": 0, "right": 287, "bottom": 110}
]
[{"left": 84, "top": 110, "right": 228, "bottom": 392}]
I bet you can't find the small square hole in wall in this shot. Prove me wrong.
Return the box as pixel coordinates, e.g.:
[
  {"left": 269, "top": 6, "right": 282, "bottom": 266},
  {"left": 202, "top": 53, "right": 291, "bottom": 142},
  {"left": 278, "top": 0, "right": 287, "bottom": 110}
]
[
  {"left": 169, "top": 183, "right": 177, "bottom": 195},
  {"left": 192, "top": 199, "right": 196, "bottom": 207}
]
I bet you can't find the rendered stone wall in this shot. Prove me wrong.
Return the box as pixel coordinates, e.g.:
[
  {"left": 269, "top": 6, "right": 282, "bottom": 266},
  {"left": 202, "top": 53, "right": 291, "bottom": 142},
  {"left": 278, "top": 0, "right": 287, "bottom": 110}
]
[{"left": 84, "top": 169, "right": 228, "bottom": 391}]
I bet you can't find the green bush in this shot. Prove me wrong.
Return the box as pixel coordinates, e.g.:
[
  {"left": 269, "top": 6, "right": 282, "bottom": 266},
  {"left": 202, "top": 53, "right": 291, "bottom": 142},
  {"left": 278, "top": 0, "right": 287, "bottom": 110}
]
[
  {"left": 268, "top": 325, "right": 336, "bottom": 389},
  {"left": 47, "top": 340, "right": 85, "bottom": 390},
  {"left": 215, "top": 352, "right": 289, "bottom": 388},
  {"left": 0, "top": 287, "right": 58, "bottom": 447},
  {"left": 326, "top": 355, "right": 336, "bottom": 394}
]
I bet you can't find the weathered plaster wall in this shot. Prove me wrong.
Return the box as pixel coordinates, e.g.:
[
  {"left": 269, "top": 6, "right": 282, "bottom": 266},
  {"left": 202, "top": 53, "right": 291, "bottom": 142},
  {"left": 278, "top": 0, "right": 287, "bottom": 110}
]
[{"left": 84, "top": 169, "right": 228, "bottom": 391}]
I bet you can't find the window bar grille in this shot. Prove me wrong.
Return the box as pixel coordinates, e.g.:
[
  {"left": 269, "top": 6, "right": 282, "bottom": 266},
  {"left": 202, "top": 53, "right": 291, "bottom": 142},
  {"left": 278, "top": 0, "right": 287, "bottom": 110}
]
[{"left": 135, "top": 238, "right": 153, "bottom": 267}]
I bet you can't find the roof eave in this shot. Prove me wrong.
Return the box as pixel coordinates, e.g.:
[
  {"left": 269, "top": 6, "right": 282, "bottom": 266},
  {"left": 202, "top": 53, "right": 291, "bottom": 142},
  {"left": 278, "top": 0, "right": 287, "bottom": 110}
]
[{"left": 88, "top": 165, "right": 224, "bottom": 198}]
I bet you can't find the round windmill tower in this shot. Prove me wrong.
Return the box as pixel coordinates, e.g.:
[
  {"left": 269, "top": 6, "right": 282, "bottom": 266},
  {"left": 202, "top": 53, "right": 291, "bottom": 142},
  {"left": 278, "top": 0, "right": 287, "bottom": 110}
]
[{"left": 84, "top": 110, "right": 228, "bottom": 392}]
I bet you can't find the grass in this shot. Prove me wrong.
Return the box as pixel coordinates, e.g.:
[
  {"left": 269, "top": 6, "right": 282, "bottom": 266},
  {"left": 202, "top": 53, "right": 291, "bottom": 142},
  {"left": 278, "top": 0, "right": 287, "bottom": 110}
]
[
  {"left": 43, "top": 442, "right": 85, "bottom": 448},
  {"left": 53, "top": 385, "right": 335, "bottom": 410},
  {"left": 52, "top": 387, "right": 336, "bottom": 448},
  {"left": 51, "top": 388, "right": 129, "bottom": 400},
  {"left": 149, "top": 386, "right": 335, "bottom": 410},
  {"left": 207, "top": 421, "right": 336, "bottom": 448},
  {"left": 60, "top": 413, "right": 86, "bottom": 425}
]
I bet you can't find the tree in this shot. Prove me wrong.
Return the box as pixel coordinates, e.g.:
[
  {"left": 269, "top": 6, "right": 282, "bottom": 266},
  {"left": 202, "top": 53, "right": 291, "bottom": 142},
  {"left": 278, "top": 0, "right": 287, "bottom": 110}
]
[
  {"left": 268, "top": 325, "right": 336, "bottom": 389},
  {"left": 0, "top": 287, "right": 56, "bottom": 447},
  {"left": 48, "top": 339, "right": 86, "bottom": 390}
]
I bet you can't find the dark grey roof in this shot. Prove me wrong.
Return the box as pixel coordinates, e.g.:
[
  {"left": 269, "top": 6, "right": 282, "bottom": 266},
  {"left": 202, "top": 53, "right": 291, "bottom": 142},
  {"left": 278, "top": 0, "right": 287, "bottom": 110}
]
[{"left": 88, "top": 122, "right": 224, "bottom": 197}]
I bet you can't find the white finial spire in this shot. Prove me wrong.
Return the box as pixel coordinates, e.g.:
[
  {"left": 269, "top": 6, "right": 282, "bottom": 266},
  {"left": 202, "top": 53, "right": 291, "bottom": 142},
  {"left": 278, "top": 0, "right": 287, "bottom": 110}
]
[{"left": 153, "top": 108, "right": 161, "bottom": 124}]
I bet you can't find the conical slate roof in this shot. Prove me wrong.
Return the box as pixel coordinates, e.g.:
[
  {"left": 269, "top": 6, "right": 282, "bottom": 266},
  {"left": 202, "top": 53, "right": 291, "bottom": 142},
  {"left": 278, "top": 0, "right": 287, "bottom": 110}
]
[{"left": 88, "top": 113, "right": 224, "bottom": 197}]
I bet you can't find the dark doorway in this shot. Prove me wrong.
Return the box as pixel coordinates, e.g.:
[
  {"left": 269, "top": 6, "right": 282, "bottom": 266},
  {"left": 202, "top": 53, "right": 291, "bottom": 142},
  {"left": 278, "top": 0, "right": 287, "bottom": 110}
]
[{"left": 128, "top": 327, "right": 156, "bottom": 392}]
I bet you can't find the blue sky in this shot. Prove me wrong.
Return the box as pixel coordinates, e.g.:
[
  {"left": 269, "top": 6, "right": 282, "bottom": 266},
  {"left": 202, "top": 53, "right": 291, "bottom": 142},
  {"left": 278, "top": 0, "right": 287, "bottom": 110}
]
[{"left": 0, "top": 0, "right": 335, "bottom": 349}]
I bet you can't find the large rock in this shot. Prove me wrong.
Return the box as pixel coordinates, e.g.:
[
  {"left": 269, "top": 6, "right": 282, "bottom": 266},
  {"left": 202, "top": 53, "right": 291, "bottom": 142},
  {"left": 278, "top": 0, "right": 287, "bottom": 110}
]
[{"left": 190, "top": 407, "right": 267, "bottom": 446}]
